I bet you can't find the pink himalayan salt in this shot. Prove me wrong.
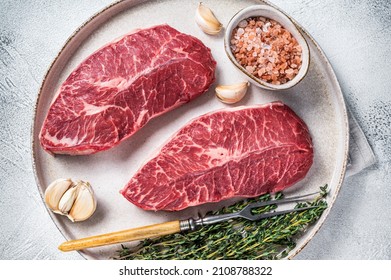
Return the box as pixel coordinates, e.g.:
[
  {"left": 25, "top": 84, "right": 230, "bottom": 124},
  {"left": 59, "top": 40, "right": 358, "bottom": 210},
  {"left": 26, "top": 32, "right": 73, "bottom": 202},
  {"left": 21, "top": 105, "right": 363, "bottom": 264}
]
[{"left": 231, "top": 17, "right": 302, "bottom": 85}]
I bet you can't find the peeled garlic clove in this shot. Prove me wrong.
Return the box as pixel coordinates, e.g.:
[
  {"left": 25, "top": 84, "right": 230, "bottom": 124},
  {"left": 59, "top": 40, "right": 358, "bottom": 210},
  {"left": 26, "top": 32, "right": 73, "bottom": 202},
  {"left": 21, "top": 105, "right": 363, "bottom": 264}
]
[
  {"left": 67, "top": 181, "right": 97, "bottom": 222},
  {"left": 58, "top": 184, "right": 79, "bottom": 214},
  {"left": 195, "top": 2, "right": 223, "bottom": 35},
  {"left": 215, "top": 81, "right": 250, "bottom": 104},
  {"left": 44, "top": 178, "right": 73, "bottom": 214}
]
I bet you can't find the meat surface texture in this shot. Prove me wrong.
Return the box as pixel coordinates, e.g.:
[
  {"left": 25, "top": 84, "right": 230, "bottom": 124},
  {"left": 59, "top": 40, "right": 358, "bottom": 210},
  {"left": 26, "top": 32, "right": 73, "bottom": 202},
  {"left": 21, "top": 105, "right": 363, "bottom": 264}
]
[
  {"left": 121, "top": 101, "right": 314, "bottom": 211},
  {"left": 40, "top": 24, "right": 216, "bottom": 155}
]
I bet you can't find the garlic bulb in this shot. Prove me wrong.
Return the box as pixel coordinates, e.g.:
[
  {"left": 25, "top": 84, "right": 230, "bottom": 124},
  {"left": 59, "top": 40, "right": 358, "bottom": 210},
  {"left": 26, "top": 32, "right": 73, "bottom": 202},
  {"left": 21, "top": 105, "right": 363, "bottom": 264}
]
[
  {"left": 44, "top": 179, "right": 97, "bottom": 222},
  {"left": 195, "top": 2, "right": 223, "bottom": 35},
  {"left": 215, "top": 81, "right": 250, "bottom": 104}
]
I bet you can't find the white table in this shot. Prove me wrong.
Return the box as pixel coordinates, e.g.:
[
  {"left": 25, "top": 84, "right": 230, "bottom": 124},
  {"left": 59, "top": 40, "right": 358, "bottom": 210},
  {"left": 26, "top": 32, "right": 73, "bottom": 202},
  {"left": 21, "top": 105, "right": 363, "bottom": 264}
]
[{"left": 0, "top": 0, "right": 389, "bottom": 260}]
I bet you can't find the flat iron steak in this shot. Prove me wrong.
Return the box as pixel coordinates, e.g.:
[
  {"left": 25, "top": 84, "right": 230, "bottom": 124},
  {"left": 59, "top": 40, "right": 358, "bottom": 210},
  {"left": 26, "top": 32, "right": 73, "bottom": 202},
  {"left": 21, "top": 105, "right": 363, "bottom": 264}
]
[
  {"left": 121, "top": 101, "right": 314, "bottom": 211},
  {"left": 40, "top": 24, "right": 216, "bottom": 155}
]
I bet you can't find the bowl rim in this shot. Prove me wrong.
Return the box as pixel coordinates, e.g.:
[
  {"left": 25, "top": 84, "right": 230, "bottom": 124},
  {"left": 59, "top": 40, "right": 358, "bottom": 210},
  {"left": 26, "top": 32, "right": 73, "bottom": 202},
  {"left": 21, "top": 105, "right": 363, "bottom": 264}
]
[{"left": 224, "top": 4, "right": 310, "bottom": 90}]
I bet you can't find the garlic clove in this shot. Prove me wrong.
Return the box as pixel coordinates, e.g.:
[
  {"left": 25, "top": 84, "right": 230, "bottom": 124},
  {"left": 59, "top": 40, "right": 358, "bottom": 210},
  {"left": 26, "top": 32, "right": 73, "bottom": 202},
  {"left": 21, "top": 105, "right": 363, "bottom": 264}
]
[
  {"left": 44, "top": 178, "right": 73, "bottom": 214},
  {"left": 58, "top": 184, "right": 79, "bottom": 214},
  {"left": 195, "top": 2, "right": 223, "bottom": 35},
  {"left": 67, "top": 181, "right": 97, "bottom": 222},
  {"left": 215, "top": 81, "right": 250, "bottom": 104}
]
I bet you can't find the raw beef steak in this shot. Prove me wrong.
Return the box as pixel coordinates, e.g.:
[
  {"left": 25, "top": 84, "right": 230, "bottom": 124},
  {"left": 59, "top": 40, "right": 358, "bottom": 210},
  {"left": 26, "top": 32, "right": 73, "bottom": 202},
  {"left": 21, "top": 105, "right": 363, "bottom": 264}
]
[
  {"left": 40, "top": 24, "right": 216, "bottom": 155},
  {"left": 121, "top": 101, "right": 314, "bottom": 211}
]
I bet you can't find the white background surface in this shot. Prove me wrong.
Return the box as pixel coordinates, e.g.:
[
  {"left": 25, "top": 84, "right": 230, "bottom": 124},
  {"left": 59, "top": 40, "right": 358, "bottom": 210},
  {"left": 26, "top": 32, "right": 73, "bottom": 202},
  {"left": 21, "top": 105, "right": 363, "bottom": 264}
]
[{"left": 0, "top": 0, "right": 390, "bottom": 260}]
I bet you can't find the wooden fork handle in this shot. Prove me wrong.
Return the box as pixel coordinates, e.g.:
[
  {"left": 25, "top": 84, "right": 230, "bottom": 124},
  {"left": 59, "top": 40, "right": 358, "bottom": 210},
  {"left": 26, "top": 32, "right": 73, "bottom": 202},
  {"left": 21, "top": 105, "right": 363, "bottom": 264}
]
[{"left": 58, "top": 220, "right": 181, "bottom": 252}]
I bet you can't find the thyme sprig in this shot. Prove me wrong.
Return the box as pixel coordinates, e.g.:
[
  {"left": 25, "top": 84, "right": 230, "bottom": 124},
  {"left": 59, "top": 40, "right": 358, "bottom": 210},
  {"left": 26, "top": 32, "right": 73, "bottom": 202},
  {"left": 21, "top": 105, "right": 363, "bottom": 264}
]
[{"left": 115, "top": 185, "right": 328, "bottom": 260}]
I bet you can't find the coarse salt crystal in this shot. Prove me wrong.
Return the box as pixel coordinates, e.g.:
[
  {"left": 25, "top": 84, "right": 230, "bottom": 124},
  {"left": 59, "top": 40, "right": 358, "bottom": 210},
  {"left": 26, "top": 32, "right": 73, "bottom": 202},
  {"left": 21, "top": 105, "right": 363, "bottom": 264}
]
[
  {"left": 246, "top": 66, "right": 254, "bottom": 73},
  {"left": 262, "top": 43, "right": 271, "bottom": 50},
  {"left": 237, "top": 28, "right": 245, "bottom": 36},
  {"left": 238, "top": 20, "right": 248, "bottom": 28},
  {"left": 285, "top": 68, "right": 294, "bottom": 74},
  {"left": 262, "top": 22, "right": 271, "bottom": 32}
]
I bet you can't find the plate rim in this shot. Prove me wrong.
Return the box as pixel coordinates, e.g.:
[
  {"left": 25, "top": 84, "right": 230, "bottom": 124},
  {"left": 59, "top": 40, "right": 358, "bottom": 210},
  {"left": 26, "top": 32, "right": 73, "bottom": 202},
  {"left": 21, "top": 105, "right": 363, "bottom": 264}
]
[
  {"left": 262, "top": 0, "right": 349, "bottom": 258},
  {"left": 31, "top": 0, "right": 349, "bottom": 260}
]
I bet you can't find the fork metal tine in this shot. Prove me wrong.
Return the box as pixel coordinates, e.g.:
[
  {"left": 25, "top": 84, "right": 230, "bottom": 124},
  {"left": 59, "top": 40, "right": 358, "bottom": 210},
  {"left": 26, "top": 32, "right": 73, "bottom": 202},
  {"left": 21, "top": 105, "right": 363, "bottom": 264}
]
[
  {"left": 247, "top": 206, "right": 318, "bottom": 221},
  {"left": 183, "top": 191, "right": 322, "bottom": 231},
  {"left": 241, "top": 190, "right": 320, "bottom": 212}
]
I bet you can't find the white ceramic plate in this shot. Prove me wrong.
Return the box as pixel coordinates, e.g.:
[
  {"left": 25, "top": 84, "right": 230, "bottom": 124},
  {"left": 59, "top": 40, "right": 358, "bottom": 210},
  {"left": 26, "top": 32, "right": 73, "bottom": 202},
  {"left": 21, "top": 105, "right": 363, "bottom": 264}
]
[{"left": 32, "top": 0, "right": 348, "bottom": 260}]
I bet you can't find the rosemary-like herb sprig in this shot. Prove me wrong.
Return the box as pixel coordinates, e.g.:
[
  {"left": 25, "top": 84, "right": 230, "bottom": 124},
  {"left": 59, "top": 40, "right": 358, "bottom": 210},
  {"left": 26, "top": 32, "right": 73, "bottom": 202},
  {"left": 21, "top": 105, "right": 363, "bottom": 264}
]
[{"left": 115, "top": 185, "right": 328, "bottom": 260}]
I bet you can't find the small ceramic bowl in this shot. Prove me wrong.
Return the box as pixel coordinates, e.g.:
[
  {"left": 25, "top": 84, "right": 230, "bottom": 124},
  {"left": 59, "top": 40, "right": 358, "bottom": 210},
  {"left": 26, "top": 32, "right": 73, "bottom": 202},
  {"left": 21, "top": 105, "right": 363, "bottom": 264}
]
[{"left": 224, "top": 5, "right": 310, "bottom": 90}]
